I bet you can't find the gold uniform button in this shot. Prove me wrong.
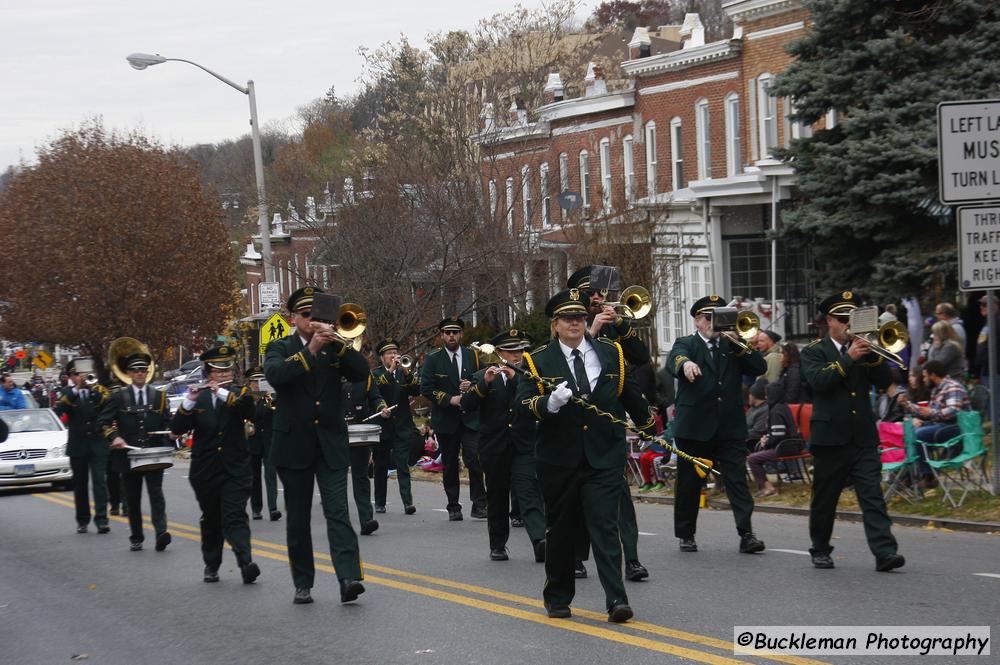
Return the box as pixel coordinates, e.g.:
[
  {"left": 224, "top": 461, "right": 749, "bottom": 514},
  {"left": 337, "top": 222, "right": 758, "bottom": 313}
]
[
  {"left": 507, "top": 424, "right": 512, "bottom": 428},
  {"left": 314, "top": 419, "right": 319, "bottom": 425},
  {"left": 582, "top": 425, "right": 588, "bottom": 431},
  {"left": 218, "top": 431, "right": 223, "bottom": 436},
  {"left": 851, "top": 410, "right": 857, "bottom": 415},
  {"left": 850, "top": 391, "right": 857, "bottom": 397},
  {"left": 718, "top": 397, "right": 723, "bottom": 402},
  {"left": 315, "top": 400, "right": 321, "bottom": 406},
  {"left": 217, "top": 446, "right": 223, "bottom": 452}
]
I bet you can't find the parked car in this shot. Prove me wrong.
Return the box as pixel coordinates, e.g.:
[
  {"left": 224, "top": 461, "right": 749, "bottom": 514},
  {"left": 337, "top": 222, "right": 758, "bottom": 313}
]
[
  {"left": 0, "top": 409, "right": 72, "bottom": 489},
  {"left": 165, "top": 366, "right": 202, "bottom": 395},
  {"left": 163, "top": 359, "right": 201, "bottom": 380}
]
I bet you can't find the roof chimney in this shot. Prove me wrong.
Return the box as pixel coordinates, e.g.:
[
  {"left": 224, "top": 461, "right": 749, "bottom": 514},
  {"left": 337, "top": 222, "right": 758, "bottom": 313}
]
[
  {"left": 680, "top": 14, "right": 705, "bottom": 49},
  {"left": 628, "top": 27, "right": 652, "bottom": 59},
  {"left": 508, "top": 99, "right": 528, "bottom": 125},
  {"left": 542, "top": 71, "right": 564, "bottom": 104},
  {"left": 584, "top": 63, "right": 607, "bottom": 97}
]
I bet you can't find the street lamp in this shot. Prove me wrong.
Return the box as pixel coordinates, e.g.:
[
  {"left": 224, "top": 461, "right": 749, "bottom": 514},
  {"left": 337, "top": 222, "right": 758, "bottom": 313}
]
[{"left": 126, "top": 52, "right": 274, "bottom": 282}]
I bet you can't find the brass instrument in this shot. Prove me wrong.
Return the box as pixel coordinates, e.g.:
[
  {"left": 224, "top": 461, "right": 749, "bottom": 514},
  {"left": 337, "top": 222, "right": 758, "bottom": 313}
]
[
  {"left": 337, "top": 303, "right": 367, "bottom": 339},
  {"left": 72, "top": 358, "right": 100, "bottom": 386},
  {"left": 398, "top": 355, "right": 414, "bottom": 370},
  {"left": 710, "top": 307, "right": 761, "bottom": 353},
  {"left": 107, "top": 337, "right": 155, "bottom": 385},
  {"left": 847, "top": 307, "right": 908, "bottom": 368},
  {"left": 603, "top": 285, "right": 652, "bottom": 319}
]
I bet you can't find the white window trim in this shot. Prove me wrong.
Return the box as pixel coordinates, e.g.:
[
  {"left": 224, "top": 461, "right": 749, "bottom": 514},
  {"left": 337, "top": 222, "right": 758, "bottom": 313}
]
[
  {"left": 558, "top": 152, "right": 569, "bottom": 221},
  {"left": 540, "top": 162, "right": 551, "bottom": 227},
  {"left": 579, "top": 150, "right": 590, "bottom": 208},
  {"left": 645, "top": 121, "right": 657, "bottom": 196},
  {"left": 599, "top": 138, "right": 612, "bottom": 212},
  {"left": 757, "top": 73, "right": 777, "bottom": 158},
  {"left": 505, "top": 177, "right": 514, "bottom": 233},
  {"left": 488, "top": 179, "right": 497, "bottom": 220},
  {"left": 623, "top": 135, "right": 635, "bottom": 205},
  {"left": 724, "top": 92, "right": 741, "bottom": 176},
  {"left": 521, "top": 165, "right": 532, "bottom": 228},
  {"left": 747, "top": 77, "right": 759, "bottom": 162},
  {"left": 695, "top": 98, "right": 711, "bottom": 180},
  {"left": 670, "top": 117, "right": 683, "bottom": 190},
  {"left": 826, "top": 108, "right": 839, "bottom": 129}
]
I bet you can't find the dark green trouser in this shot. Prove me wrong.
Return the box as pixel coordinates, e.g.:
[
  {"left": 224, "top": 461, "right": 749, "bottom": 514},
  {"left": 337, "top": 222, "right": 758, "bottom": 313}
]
[
  {"left": 191, "top": 472, "right": 253, "bottom": 569},
  {"left": 618, "top": 474, "right": 639, "bottom": 561},
  {"left": 374, "top": 434, "right": 413, "bottom": 508},
  {"left": 537, "top": 460, "right": 627, "bottom": 612},
  {"left": 348, "top": 446, "right": 374, "bottom": 525},
  {"left": 70, "top": 450, "right": 109, "bottom": 527},
  {"left": 510, "top": 452, "right": 546, "bottom": 544},
  {"left": 809, "top": 444, "right": 898, "bottom": 558},
  {"left": 277, "top": 458, "right": 362, "bottom": 589},
  {"left": 674, "top": 438, "right": 754, "bottom": 538}
]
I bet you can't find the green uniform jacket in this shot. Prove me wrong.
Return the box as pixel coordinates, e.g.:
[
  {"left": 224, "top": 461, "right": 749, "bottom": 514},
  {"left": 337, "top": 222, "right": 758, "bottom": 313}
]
[
  {"left": 371, "top": 365, "right": 419, "bottom": 441},
  {"left": 516, "top": 336, "right": 654, "bottom": 470},
  {"left": 54, "top": 385, "right": 110, "bottom": 457},
  {"left": 171, "top": 386, "right": 256, "bottom": 486},
  {"left": 800, "top": 337, "right": 891, "bottom": 447},
  {"left": 667, "top": 334, "right": 767, "bottom": 442},
  {"left": 263, "top": 335, "right": 371, "bottom": 470},
  {"left": 246, "top": 394, "right": 274, "bottom": 457},
  {"left": 596, "top": 317, "right": 650, "bottom": 367},
  {"left": 418, "top": 346, "right": 481, "bottom": 434},
  {"left": 460, "top": 367, "right": 535, "bottom": 457},
  {"left": 342, "top": 373, "right": 388, "bottom": 423},
  {"left": 97, "top": 385, "right": 171, "bottom": 474}
]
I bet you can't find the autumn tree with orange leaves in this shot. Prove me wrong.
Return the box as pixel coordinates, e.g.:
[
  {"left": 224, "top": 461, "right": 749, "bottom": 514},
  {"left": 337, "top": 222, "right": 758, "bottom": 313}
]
[{"left": 0, "top": 121, "right": 238, "bottom": 376}]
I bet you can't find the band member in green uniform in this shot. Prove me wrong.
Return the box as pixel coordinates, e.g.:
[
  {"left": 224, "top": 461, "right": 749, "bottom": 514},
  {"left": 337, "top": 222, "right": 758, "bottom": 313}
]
[
  {"left": 800, "top": 291, "right": 904, "bottom": 572},
  {"left": 371, "top": 339, "right": 420, "bottom": 515},
  {"left": 98, "top": 351, "right": 172, "bottom": 552},
  {"left": 246, "top": 367, "right": 281, "bottom": 521},
  {"left": 264, "top": 286, "right": 369, "bottom": 605},
  {"left": 668, "top": 295, "right": 767, "bottom": 554},
  {"left": 517, "top": 290, "right": 655, "bottom": 624},
  {"left": 419, "top": 317, "right": 485, "bottom": 521},
  {"left": 171, "top": 345, "right": 260, "bottom": 584},
  {"left": 55, "top": 359, "right": 111, "bottom": 534},
  {"left": 460, "top": 329, "right": 546, "bottom": 563},
  {"left": 342, "top": 373, "right": 390, "bottom": 535}
]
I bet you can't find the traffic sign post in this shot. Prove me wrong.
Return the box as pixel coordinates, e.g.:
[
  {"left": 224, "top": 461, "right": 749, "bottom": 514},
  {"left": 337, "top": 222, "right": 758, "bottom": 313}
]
[{"left": 258, "top": 281, "right": 280, "bottom": 311}]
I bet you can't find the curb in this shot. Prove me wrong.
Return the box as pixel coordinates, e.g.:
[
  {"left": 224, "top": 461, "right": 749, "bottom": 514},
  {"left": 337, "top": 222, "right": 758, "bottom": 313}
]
[{"left": 633, "top": 493, "right": 1000, "bottom": 534}]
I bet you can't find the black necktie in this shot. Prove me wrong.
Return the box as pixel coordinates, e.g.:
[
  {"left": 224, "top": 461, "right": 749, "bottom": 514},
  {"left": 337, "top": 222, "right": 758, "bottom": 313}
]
[
  {"left": 136, "top": 389, "right": 144, "bottom": 407},
  {"left": 709, "top": 339, "right": 719, "bottom": 367},
  {"left": 451, "top": 352, "right": 459, "bottom": 377},
  {"left": 840, "top": 342, "right": 849, "bottom": 357},
  {"left": 572, "top": 349, "right": 589, "bottom": 397}
]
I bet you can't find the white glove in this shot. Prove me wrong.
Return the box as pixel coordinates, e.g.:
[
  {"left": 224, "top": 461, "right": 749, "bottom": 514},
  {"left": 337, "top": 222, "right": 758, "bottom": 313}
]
[{"left": 546, "top": 381, "right": 573, "bottom": 413}]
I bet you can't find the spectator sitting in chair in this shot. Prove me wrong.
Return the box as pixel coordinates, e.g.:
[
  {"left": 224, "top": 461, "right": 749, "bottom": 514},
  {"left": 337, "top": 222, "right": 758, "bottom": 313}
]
[
  {"left": 898, "top": 360, "right": 972, "bottom": 486},
  {"left": 745, "top": 379, "right": 770, "bottom": 452},
  {"left": 746, "top": 381, "right": 800, "bottom": 497}
]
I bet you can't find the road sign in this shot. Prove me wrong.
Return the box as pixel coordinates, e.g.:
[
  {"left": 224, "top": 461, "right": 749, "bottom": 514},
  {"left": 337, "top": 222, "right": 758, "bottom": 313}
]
[
  {"left": 14, "top": 349, "right": 26, "bottom": 360},
  {"left": 957, "top": 205, "right": 1000, "bottom": 291},
  {"left": 259, "top": 312, "right": 290, "bottom": 355},
  {"left": 32, "top": 350, "right": 53, "bottom": 370},
  {"left": 937, "top": 99, "right": 1000, "bottom": 204},
  {"left": 258, "top": 282, "right": 280, "bottom": 310}
]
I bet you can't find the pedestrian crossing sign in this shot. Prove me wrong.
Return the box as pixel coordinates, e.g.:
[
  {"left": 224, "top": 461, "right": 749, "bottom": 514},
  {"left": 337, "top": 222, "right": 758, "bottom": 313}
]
[{"left": 259, "top": 312, "right": 290, "bottom": 355}]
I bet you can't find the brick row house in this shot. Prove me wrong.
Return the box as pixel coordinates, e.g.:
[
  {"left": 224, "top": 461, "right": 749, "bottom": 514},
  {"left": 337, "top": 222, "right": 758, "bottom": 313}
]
[{"left": 477, "top": 0, "right": 827, "bottom": 362}]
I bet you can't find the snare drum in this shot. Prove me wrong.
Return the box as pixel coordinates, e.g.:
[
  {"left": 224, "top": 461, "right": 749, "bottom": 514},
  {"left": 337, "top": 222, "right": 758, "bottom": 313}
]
[
  {"left": 127, "top": 446, "right": 175, "bottom": 472},
  {"left": 347, "top": 424, "right": 381, "bottom": 447}
]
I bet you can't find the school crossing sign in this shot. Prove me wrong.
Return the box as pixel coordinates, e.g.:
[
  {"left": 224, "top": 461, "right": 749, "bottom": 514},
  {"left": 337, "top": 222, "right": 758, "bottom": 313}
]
[{"left": 259, "top": 312, "right": 290, "bottom": 355}]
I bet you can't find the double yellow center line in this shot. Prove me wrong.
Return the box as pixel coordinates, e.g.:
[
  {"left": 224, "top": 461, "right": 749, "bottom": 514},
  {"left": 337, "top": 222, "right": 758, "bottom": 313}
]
[{"left": 34, "top": 492, "right": 826, "bottom": 665}]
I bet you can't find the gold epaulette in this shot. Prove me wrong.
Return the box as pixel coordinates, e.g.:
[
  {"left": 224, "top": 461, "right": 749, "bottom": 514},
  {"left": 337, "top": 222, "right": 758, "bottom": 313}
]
[
  {"left": 286, "top": 350, "right": 310, "bottom": 370},
  {"left": 805, "top": 338, "right": 823, "bottom": 348}
]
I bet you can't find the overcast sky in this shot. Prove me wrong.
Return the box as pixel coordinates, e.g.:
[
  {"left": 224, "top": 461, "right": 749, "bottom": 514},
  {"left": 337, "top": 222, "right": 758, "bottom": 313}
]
[{"left": 1, "top": 0, "right": 598, "bottom": 170}]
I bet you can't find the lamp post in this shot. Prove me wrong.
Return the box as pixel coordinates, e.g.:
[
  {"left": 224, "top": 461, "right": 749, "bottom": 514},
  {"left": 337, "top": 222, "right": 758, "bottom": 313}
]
[{"left": 126, "top": 52, "right": 274, "bottom": 282}]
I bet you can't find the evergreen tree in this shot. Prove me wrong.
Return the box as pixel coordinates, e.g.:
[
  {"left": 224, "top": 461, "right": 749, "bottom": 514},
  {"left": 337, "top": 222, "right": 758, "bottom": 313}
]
[{"left": 773, "top": 0, "right": 1000, "bottom": 299}]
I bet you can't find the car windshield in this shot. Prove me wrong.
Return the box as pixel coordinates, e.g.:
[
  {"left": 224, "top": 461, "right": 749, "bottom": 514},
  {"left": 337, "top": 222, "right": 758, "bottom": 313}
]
[{"left": 0, "top": 409, "right": 60, "bottom": 433}]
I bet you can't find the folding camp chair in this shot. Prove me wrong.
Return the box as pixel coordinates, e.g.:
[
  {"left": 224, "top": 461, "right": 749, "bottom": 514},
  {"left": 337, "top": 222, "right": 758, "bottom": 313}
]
[
  {"left": 919, "top": 411, "right": 988, "bottom": 508},
  {"left": 881, "top": 419, "right": 923, "bottom": 504},
  {"left": 769, "top": 403, "right": 812, "bottom": 493},
  {"left": 625, "top": 434, "right": 644, "bottom": 487}
]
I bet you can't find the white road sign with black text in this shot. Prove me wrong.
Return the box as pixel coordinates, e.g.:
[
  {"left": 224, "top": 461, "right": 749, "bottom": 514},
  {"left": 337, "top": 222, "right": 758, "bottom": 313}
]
[
  {"left": 938, "top": 99, "right": 1000, "bottom": 204},
  {"left": 958, "top": 205, "right": 1000, "bottom": 291}
]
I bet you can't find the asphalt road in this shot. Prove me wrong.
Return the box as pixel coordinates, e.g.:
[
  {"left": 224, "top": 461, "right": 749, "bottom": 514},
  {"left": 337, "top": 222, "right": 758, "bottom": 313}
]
[{"left": 1, "top": 461, "right": 997, "bottom": 665}]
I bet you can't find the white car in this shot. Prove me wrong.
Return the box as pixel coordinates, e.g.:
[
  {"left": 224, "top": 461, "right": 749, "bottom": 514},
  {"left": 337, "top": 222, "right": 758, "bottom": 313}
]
[{"left": 0, "top": 409, "right": 72, "bottom": 489}]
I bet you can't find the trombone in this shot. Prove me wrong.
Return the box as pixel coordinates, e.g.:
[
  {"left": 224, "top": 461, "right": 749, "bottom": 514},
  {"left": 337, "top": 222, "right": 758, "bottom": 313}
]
[
  {"left": 602, "top": 285, "right": 652, "bottom": 319},
  {"left": 846, "top": 308, "right": 908, "bottom": 368},
  {"left": 709, "top": 307, "right": 761, "bottom": 353}
]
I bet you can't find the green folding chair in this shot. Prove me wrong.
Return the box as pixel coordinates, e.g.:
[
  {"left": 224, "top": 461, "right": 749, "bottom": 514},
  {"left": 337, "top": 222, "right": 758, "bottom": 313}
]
[
  {"left": 881, "top": 419, "right": 922, "bottom": 504},
  {"left": 919, "top": 411, "right": 988, "bottom": 508}
]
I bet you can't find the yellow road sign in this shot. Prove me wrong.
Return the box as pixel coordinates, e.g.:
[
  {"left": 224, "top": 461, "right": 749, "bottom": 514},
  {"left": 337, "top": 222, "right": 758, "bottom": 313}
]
[
  {"left": 33, "top": 350, "right": 53, "bottom": 370},
  {"left": 259, "top": 312, "right": 290, "bottom": 355}
]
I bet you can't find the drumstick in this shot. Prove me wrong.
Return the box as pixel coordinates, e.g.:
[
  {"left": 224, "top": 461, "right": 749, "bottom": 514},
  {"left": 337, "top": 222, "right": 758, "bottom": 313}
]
[{"left": 361, "top": 404, "right": 397, "bottom": 422}]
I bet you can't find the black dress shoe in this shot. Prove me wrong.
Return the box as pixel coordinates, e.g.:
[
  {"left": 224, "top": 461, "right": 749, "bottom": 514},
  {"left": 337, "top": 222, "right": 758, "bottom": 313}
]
[
  {"left": 545, "top": 603, "right": 572, "bottom": 619},
  {"left": 339, "top": 578, "right": 365, "bottom": 603},
  {"left": 97, "top": 525, "right": 110, "bottom": 534},
  {"left": 448, "top": 510, "right": 463, "bottom": 521},
  {"left": 470, "top": 508, "right": 487, "bottom": 519},
  {"left": 154, "top": 531, "right": 171, "bottom": 552},
  {"left": 404, "top": 504, "right": 416, "bottom": 515},
  {"left": 269, "top": 510, "right": 282, "bottom": 521},
  {"left": 252, "top": 512, "right": 263, "bottom": 520},
  {"left": 109, "top": 507, "right": 120, "bottom": 516},
  {"left": 490, "top": 548, "right": 509, "bottom": 561},
  {"left": 811, "top": 552, "right": 835, "bottom": 569},
  {"left": 374, "top": 505, "right": 387, "bottom": 514},
  {"left": 293, "top": 587, "right": 313, "bottom": 604},
  {"left": 241, "top": 561, "right": 261, "bottom": 584},
  {"left": 129, "top": 542, "right": 143, "bottom": 552},
  {"left": 625, "top": 560, "right": 649, "bottom": 581},
  {"left": 608, "top": 603, "right": 634, "bottom": 623},
  {"left": 739, "top": 533, "right": 766, "bottom": 554},
  {"left": 360, "top": 520, "right": 379, "bottom": 536},
  {"left": 203, "top": 566, "right": 220, "bottom": 583},
  {"left": 510, "top": 517, "right": 524, "bottom": 527},
  {"left": 533, "top": 539, "right": 546, "bottom": 563},
  {"left": 76, "top": 525, "right": 88, "bottom": 534},
  {"left": 876, "top": 554, "right": 905, "bottom": 572},
  {"left": 679, "top": 537, "right": 698, "bottom": 552},
  {"left": 574, "top": 561, "right": 587, "bottom": 579}
]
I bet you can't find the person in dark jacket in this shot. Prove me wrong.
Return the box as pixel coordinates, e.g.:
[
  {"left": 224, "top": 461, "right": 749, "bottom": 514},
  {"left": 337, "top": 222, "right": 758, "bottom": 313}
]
[
  {"left": 371, "top": 339, "right": 421, "bottom": 515},
  {"left": 246, "top": 367, "right": 280, "bottom": 521},
  {"left": 746, "top": 381, "right": 799, "bottom": 496},
  {"left": 341, "top": 373, "right": 390, "bottom": 536},
  {"left": 777, "top": 343, "right": 809, "bottom": 404}
]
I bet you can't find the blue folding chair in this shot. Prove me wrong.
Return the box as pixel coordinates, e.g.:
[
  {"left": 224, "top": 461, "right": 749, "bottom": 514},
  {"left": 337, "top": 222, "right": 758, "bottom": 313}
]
[{"left": 881, "top": 419, "right": 922, "bottom": 504}]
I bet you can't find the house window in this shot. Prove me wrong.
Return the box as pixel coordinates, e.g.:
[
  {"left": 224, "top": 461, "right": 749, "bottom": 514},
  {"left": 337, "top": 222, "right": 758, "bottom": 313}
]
[
  {"left": 695, "top": 99, "right": 711, "bottom": 180},
  {"left": 826, "top": 108, "right": 839, "bottom": 129},
  {"left": 623, "top": 135, "right": 635, "bottom": 204},
  {"left": 579, "top": 150, "right": 590, "bottom": 208},
  {"left": 757, "top": 73, "right": 778, "bottom": 157},
  {"left": 505, "top": 177, "right": 514, "bottom": 233},
  {"left": 558, "top": 152, "right": 569, "bottom": 221},
  {"left": 644, "top": 121, "right": 657, "bottom": 196},
  {"left": 599, "top": 138, "right": 611, "bottom": 212},
  {"left": 788, "top": 98, "right": 813, "bottom": 141},
  {"left": 670, "top": 117, "right": 684, "bottom": 190},
  {"left": 724, "top": 93, "right": 741, "bottom": 176},
  {"left": 521, "top": 165, "right": 532, "bottom": 227},
  {"left": 539, "top": 162, "right": 551, "bottom": 227}
]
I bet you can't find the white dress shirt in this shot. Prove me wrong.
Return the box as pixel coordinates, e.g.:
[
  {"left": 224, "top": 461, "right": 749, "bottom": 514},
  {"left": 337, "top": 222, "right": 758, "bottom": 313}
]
[{"left": 557, "top": 338, "right": 600, "bottom": 392}]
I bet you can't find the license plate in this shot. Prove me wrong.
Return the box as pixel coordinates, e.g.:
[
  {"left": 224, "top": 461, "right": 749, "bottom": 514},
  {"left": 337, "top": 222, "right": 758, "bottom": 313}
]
[{"left": 14, "top": 464, "right": 35, "bottom": 476}]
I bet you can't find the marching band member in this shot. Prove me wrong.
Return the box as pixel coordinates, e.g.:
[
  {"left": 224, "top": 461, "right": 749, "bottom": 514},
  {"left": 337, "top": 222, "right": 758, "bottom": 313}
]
[
  {"left": 371, "top": 339, "right": 420, "bottom": 515},
  {"left": 246, "top": 366, "right": 281, "bottom": 522},
  {"left": 517, "top": 290, "right": 654, "bottom": 624},
  {"left": 171, "top": 345, "right": 260, "bottom": 584},
  {"left": 341, "top": 373, "right": 390, "bottom": 535},
  {"left": 264, "top": 286, "right": 368, "bottom": 605},
  {"left": 460, "top": 329, "right": 546, "bottom": 563}
]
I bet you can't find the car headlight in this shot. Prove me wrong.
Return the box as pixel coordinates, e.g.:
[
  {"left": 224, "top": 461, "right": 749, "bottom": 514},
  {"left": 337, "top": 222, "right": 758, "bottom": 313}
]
[{"left": 48, "top": 444, "right": 67, "bottom": 458}]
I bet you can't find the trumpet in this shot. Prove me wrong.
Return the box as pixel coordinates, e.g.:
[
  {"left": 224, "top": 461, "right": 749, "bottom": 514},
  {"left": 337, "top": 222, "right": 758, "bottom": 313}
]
[
  {"left": 846, "top": 307, "right": 908, "bottom": 368},
  {"left": 398, "top": 355, "right": 414, "bottom": 370},
  {"left": 602, "top": 285, "right": 652, "bottom": 319}
]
